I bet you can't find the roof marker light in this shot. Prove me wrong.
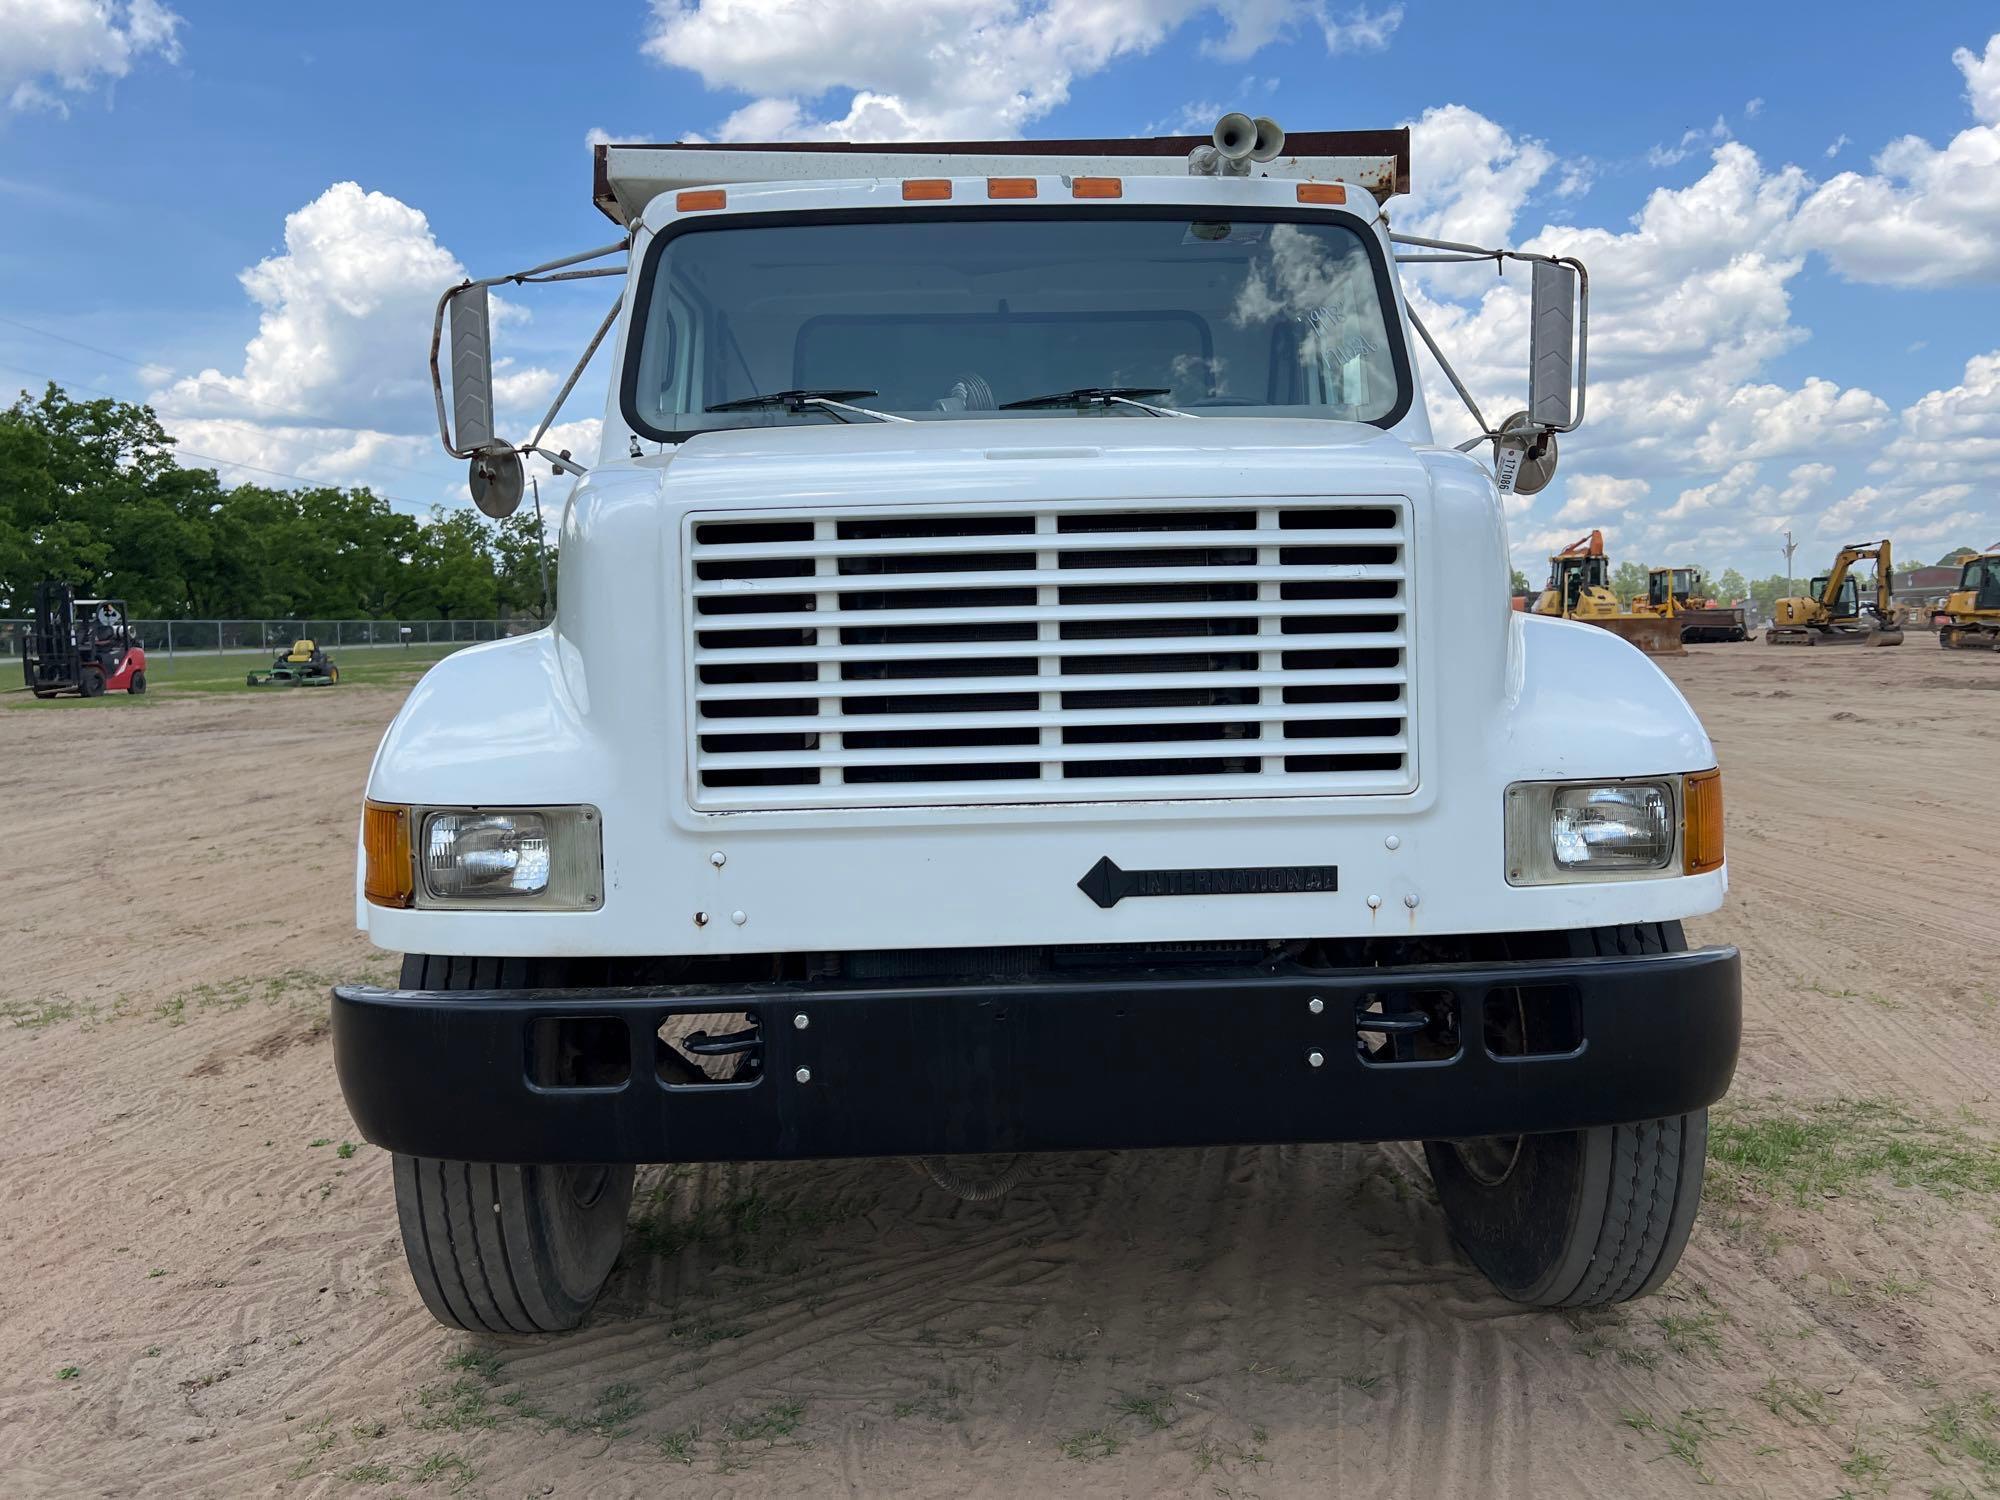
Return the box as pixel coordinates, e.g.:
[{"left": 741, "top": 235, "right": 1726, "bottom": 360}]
[
  {"left": 1297, "top": 182, "right": 1347, "bottom": 205},
  {"left": 676, "top": 189, "right": 726, "bottom": 212},
  {"left": 987, "top": 177, "right": 1037, "bottom": 199},
  {"left": 1072, "top": 177, "right": 1122, "bottom": 198},
  {"left": 903, "top": 179, "right": 952, "bottom": 200}
]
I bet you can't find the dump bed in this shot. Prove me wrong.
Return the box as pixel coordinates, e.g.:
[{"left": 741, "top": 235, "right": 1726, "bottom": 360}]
[{"left": 591, "top": 130, "right": 1411, "bottom": 223}]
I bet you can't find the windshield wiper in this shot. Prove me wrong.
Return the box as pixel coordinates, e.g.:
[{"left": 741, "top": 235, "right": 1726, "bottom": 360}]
[
  {"left": 998, "top": 386, "right": 1197, "bottom": 418},
  {"left": 705, "top": 388, "right": 912, "bottom": 423}
]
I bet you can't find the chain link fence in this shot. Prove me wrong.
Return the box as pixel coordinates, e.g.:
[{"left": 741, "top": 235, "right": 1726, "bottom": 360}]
[{"left": 0, "top": 617, "right": 544, "bottom": 658}]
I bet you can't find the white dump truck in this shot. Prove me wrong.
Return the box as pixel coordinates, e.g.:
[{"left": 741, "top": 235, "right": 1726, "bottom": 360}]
[{"left": 332, "top": 118, "right": 1738, "bottom": 1335}]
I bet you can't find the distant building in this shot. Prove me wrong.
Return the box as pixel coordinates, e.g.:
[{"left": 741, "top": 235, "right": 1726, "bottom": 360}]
[{"left": 1891, "top": 565, "right": 1963, "bottom": 616}]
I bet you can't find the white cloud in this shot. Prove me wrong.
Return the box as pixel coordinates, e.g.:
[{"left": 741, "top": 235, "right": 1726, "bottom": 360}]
[
  {"left": 1691, "top": 377, "right": 1891, "bottom": 466},
  {"left": 1823, "top": 133, "right": 1850, "bottom": 158},
  {"left": 644, "top": 0, "right": 1399, "bottom": 141},
  {"left": 151, "top": 182, "right": 554, "bottom": 442},
  {"left": 1745, "top": 97, "right": 1764, "bottom": 119},
  {"left": 1955, "top": 33, "right": 2000, "bottom": 124},
  {"left": 2, "top": 0, "right": 182, "bottom": 114},
  {"left": 1552, "top": 474, "right": 1649, "bottom": 524},
  {"left": 1646, "top": 115, "right": 1730, "bottom": 169},
  {"left": 1399, "top": 104, "right": 1555, "bottom": 248},
  {"left": 1789, "top": 34, "right": 2000, "bottom": 286},
  {"left": 1875, "top": 349, "right": 2000, "bottom": 488}
]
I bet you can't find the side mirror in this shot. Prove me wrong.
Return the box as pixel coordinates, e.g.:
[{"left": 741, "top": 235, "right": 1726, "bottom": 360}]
[
  {"left": 1528, "top": 260, "right": 1580, "bottom": 429},
  {"left": 448, "top": 285, "right": 497, "bottom": 452}
]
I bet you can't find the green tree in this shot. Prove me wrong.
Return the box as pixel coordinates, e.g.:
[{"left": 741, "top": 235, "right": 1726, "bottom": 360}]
[
  {"left": 1509, "top": 567, "right": 1531, "bottom": 596},
  {"left": 1715, "top": 568, "right": 1748, "bottom": 604},
  {"left": 1609, "top": 560, "right": 1648, "bottom": 607}
]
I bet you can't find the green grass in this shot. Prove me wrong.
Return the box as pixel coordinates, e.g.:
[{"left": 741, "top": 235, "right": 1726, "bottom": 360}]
[
  {"left": 1923, "top": 1392, "right": 2000, "bottom": 1486},
  {"left": 655, "top": 1426, "right": 699, "bottom": 1464},
  {"left": 56, "top": 1366, "right": 78, "bottom": 1381},
  {"left": 722, "top": 1399, "right": 805, "bottom": 1443},
  {"left": 1113, "top": 1391, "right": 1175, "bottom": 1431},
  {"left": 1710, "top": 1098, "right": 2000, "bottom": 1206},
  {"left": 409, "top": 1376, "right": 497, "bottom": 1434},
  {"left": 1061, "top": 1427, "right": 1123, "bottom": 1462},
  {"left": 2, "top": 999, "right": 79, "bottom": 1029},
  {"left": 6, "top": 639, "right": 474, "bottom": 708},
  {"left": 1656, "top": 1308, "right": 1727, "bottom": 1359},
  {"left": 1756, "top": 1375, "right": 1833, "bottom": 1426},
  {"left": 1622, "top": 1406, "right": 1724, "bottom": 1485},
  {"left": 410, "top": 1451, "right": 475, "bottom": 1490}
]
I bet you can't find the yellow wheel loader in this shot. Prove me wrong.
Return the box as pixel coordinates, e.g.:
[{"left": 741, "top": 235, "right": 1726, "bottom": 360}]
[
  {"left": 1938, "top": 548, "right": 2000, "bottom": 651},
  {"left": 1766, "top": 540, "right": 1904, "bottom": 647},
  {"left": 1530, "top": 531, "right": 1683, "bottom": 656}
]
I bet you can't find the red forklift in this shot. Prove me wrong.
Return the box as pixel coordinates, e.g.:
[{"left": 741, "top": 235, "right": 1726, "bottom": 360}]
[{"left": 22, "top": 582, "right": 148, "bottom": 698}]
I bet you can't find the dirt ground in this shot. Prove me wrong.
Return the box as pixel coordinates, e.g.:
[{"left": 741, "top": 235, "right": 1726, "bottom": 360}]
[{"left": 3, "top": 637, "right": 1998, "bottom": 1500}]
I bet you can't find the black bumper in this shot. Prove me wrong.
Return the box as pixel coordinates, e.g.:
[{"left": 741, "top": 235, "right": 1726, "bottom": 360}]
[{"left": 332, "top": 948, "right": 1739, "bottom": 1164}]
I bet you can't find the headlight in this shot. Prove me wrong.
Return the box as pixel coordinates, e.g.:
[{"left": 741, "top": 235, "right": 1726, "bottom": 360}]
[
  {"left": 365, "top": 803, "right": 602, "bottom": 910},
  {"left": 1505, "top": 778, "right": 1680, "bottom": 885}
]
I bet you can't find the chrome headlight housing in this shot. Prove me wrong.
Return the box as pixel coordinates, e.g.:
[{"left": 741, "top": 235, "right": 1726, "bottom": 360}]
[
  {"left": 1505, "top": 778, "right": 1678, "bottom": 885},
  {"left": 366, "top": 804, "right": 602, "bottom": 910}
]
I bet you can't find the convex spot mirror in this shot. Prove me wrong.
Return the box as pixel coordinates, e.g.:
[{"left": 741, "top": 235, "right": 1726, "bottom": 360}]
[{"left": 469, "top": 444, "right": 525, "bottom": 519}]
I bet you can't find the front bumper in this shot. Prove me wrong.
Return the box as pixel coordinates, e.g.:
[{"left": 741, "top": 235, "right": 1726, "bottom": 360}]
[{"left": 332, "top": 947, "right": 1739, "bottom": 1164}]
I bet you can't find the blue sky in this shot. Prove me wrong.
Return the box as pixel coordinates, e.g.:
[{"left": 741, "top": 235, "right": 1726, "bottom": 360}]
[{"left": 4, "top": 1, "right": 1999, "bottom": 579}]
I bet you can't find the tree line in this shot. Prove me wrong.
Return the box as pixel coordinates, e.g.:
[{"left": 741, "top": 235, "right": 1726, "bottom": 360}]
[{"left": 0, "top": 384, "right": 552, "bottom": 621}]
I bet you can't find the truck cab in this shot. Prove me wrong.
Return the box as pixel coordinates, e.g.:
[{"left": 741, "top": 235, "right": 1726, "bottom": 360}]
[{"left": 333, "top": 121, "right": 1739, "bottom": 1335}]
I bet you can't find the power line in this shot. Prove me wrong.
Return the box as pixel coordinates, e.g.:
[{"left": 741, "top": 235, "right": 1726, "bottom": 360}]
[{"left": 0, "top": 311, "right": 455, "bottom": 488}]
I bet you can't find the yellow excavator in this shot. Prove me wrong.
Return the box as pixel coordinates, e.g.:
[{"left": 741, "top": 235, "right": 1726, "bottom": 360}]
[
  {"left": 1629, "top": 565, "right": 1750, "bottom": 642},
  {"left": 1938, "top": 546, "right": 2000, "bottom": 650},
  {"left": 1530, "top": 531, "right": 1682, "bottom": 655},
  {"left": 1766, "top": 539, "right": 1904, "bottom": 647}
]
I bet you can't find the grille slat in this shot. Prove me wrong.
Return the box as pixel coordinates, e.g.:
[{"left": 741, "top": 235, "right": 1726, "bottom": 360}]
[
  {"left": 687, "top": 500, "right": 1415, "bottom": 809},
  {"left": 692, "top": 563, "right": 1405, "bottom": 596}
]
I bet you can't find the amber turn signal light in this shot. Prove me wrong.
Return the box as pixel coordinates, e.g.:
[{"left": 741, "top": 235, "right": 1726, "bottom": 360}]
[
  {"left": 1682, "top": 769, "right": 1724, "bottom": 875},
  {"left": 363, "top": 800, "right": 414, "bottom": 908}
]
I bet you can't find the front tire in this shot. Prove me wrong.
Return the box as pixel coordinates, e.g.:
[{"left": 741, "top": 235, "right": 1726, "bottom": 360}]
[
  {"left": 389, "top": 956, "right": 634, "bottom": 1334},
  {"left": 1423, "top": 923, "right": 1709, "bottom": 1308},
  {"left": 128, "top": 670, "right": 146, "bottom": 694}
]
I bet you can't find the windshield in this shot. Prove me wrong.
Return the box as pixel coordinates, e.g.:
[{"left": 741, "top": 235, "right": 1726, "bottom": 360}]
[{"left": 625, "top": 211, "right": 1408, "bottom": 440}]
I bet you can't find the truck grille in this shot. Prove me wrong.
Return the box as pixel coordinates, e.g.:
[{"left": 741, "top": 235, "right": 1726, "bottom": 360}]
[{"left": 685, "top": 499, "right": 1414, "bottom": 810}]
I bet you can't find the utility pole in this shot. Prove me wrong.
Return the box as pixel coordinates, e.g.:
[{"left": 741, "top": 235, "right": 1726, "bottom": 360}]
[{"left": 1781, "top": 529, "right": 1797, "bottom": 595}]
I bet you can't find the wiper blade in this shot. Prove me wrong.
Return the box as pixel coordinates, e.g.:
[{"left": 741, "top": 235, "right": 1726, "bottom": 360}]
[
  {"left": 705, "top": 388, "right": 911, "bottom": 423},
  {"left": 997, "top": 386, "right": 1195, "bottom": 418}
]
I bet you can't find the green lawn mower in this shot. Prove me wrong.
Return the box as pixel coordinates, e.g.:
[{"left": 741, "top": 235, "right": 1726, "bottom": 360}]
[{"left": 248, "top": 639, "right": 341, "bottom": 687}]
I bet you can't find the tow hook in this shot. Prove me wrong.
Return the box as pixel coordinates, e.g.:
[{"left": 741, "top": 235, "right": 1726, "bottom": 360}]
[{"left": 680, "top": 1020, "right": 765, "bottom": 1077}]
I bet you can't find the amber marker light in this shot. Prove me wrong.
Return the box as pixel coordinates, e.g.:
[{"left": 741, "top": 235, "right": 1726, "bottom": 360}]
[
  {"left": 1297, "top": 182, "right": 1347, "bottom": 205},
  {"left": 1683, "top": 769, "right": 1725, "bottom": 875},
  {"left": 1071, "top": 177, "right": 1122, "bottom": 198},
  {"left": 987, "top": 177, "right": 1037, "bottom": 198},
  {"left": 676, "top": 189, "right": 727, "bottom": 212},
  {"left": 903, "top": 179, "right": 952, "bottom": 200},
  {"left": 363, "top": 801, "right": 414, "bottom": 908}
]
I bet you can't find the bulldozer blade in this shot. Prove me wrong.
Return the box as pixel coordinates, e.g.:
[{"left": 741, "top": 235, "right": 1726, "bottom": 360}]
[
  {"left": 1865, "top": 628, "right": 1904, "bottom": 647},
  {"left": 1587, "top": 615, "right": 1685, "bottom": 656}
]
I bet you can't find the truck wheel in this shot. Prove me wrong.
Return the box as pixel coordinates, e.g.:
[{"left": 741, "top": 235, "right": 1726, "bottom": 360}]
[
  {"left": 1423, "top": 922, "right": 1707, "bottom": 1308},
  {"left": 390, "top": 955, "right": 634, "bottom": 1335}
]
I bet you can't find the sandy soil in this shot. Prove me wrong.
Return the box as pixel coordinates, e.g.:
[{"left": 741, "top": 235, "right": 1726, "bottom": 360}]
[{"left": 2, "top": 639, "right": 1998, "bottom": 1499}]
